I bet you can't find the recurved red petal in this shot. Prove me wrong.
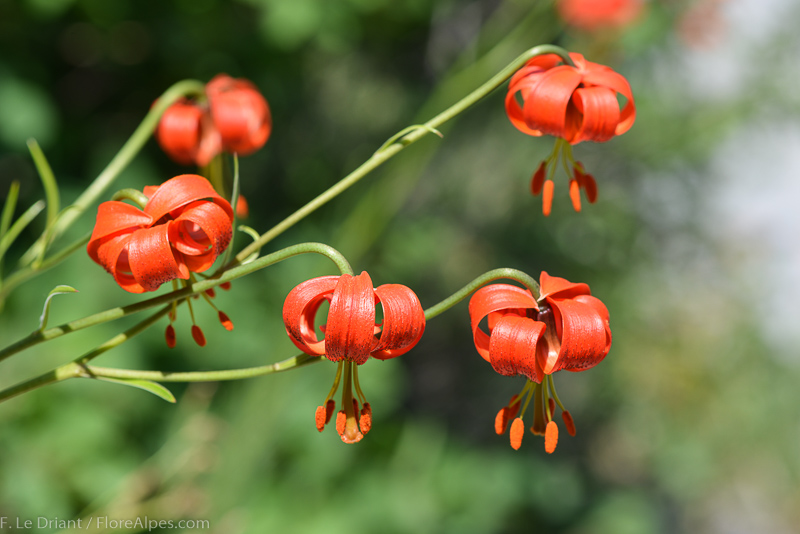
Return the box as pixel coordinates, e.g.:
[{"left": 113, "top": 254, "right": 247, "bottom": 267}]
[
  {"left": 539, "top": 271, "right": 591, "bottom": 301},
  {"left": 93, "top": 233, "right": 146, "bottom": 293},
  {"left": 156, "top": 101, "right": 221, "bottom": 166},
  {"left": 169, "top": 201, "right": 233, "bottom": 258},
  {"left": 488, "top": 315, "right": 545, "bottom": 383},
  {"left": 283, "top": 275, "right": 339, "bottom": 355},
  {"left": 581, "top": 65, "right": 636, "bottom": 136},
  {"left": 469, "top": 284, "right": 538, "bottom": 362},
  {"left": 521, "top": 66, "right": 583, "bottom": 139},
  {"left": 127, "top": 224, "right": 189, "bottom": 292},
  {"left": 371, "top": 284, "right": 426, "bottom": 360},
  {"left": 325, "top": 272, "right": 376, "bottom": 365},
  {"left": 145, "top": 174, "right": 233, "bottom": 224},
  {"left": 87, "top": 201, "right": 152, "bottom": 263},
  {"left": 208, "top": 79, "right": 272, "bottom": 155},
  {"left": 541, "top": 297, "right": 610, "bottom": 374},
  {"left": 570, "top": 86, "right": 621, "bottom": 144}
]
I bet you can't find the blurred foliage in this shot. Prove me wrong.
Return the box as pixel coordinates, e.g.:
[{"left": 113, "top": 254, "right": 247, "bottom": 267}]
[{"left": 1, "top": 0, "right": 800, "bottom": 533}]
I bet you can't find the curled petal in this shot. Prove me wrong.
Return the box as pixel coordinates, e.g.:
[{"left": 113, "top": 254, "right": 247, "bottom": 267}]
[
  {"left": 570, "top": 86, "right": 621, "bottom": 144},
  {"left": 169, "top": 201, "right": 233, "bottom": 273},
  {"left": 87, "top": 201, "right": 152, "bottom": 263},
  {"left": 542, "top": 297, "right": 610, "bottom": 374},
  {"left": 127, "top": 224, "right": 189, "bottom": 293},
  {"left": 521, "top": 66, "right": 583, "bottom": 139},
  {"left": 371, "top": 284, "right": 426, "bottom": 360},
  {"left": 488, "top": 316, "right": 544, "bottom": 383},
  {"left": 469, "top": 284, "right": 538, "bottom": 362},
  {"left": 156, "top": 100, "right": 221, "bottom": 166},
  {"left": 283, "top": 276, "right": 339, "bottom": 355},
  {"left": 208, "top": 76, "right": 272, "bottom": 155},
  {"left": 539, "top": 271, "right": 591, "bottom": 301},
  {"left": 581, "top": 65, "right": 636, "bottom": 136},
  {"left": 325, "top": 272, "right": 376, "bottom": 365},
  {"left": 145, "top": 174, "right": 233, "bottom": 224},
  {"left": 93, "top": 233, "right": 146, "bottom": 293}
]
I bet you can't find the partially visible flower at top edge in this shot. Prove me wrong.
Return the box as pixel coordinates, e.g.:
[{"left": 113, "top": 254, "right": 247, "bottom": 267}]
[
  {"left": 87, "top": 174, "right": 233, "bottom": 293},
  {"left": 468, "top": 272, "right": 611, "bottom": 452},
  {"left": 556, "top": 0, "right": 644, "bottom": 33},
  {"left": 505, "top": 52, "right": 635, "bottom": 216},
  {"left": 156, "top": 74, "right": 272, "bottom": 166},
  {"left": 283, "top": 272, "right": 426, "bottom": 443}
]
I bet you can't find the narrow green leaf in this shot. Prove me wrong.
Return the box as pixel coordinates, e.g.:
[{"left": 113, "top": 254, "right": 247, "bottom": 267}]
[
  {"left": 32, "top": 205, "right": 81, "bottom": 269},
  {"left": 38, "top": 284, "right": 78, "bottom": 331},
  {"left": 27, "top": 138, "right": 60, "bottom": 227},
  {"left": 0, "top": 181, "right": 20, "bottom": 241},
  {"left": 94, "top": 377, "right": 176, "bottom": 403},
  {"left": 0, "top": 199, "right": 45, "bottom": 262}
]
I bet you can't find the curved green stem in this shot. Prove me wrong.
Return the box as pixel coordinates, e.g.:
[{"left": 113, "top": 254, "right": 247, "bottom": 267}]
[
  {"left": 231, "top": 44, "right": 572, "bottom": 266},
  {"left": 423, "top": 268, "right": 540, "bottom": 321},
  {"left": 0, "top": 242, "right": 352, "bottom": 362},
  {"left": 83, "top": 353, "right": 319, "bottom": 382},
  {"left": 111, "top": 189, "right": 149, "bottom": 209}
]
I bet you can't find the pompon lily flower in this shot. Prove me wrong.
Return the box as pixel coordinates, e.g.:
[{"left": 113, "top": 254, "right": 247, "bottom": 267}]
[
  {"left": 468, "top": 272, "right": 611, "bottom": 452},
  {"left": 156, "top": 74, "right": 271, "bottom": 166},
  {"left": 283, "top": 272, "right": 425, "bottom": 443},
  {"left": 505, "top": 52, "right": 635, "bottom": 215},
  {"left": 87, "top": 174, "right": 233, "bottom": 293},
  {"left": 556, "top": 0, "right": 644, "bottom": 32}
]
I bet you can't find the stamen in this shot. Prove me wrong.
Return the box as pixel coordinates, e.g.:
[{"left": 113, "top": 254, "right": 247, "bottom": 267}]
[
  {"left": 542, "top": 181, "right": 554, "bottom": 217},
  {"left": 568, "top": 179, "right": 582, "bottom": 212},
  {"left": 315, "top": 405, "right": 327, "bottom": 432},
  {"left": 544, "top": 420, "right": 559, "bottom": 453},
  {"left": 205, "top": 288, "right": 216, "bottom": 298},
  {"left": 191, "top": 325, "right": 206, "bottom": 346},
  {"left": 218, "top": 311, "right": 234, "bottom": 331},
  {"left": 495, "top": 394, "right": 519, "bottom": 435},
  {"left": 165, "top": 324, "right": 177, "bottom": 348},
  {"left": 562, "top": 411, "right": 576, "bottom": 436},
  {"left": 359, "top": 402, "right": 372, "bottom": 435},
  {"left": 220, "top": 282, "right": 232, "bottom": 291},
  {"left": 531, "top": 161, "right": 547, "bottom": 196},
  {"left": 531, "top": 380, "right": 546, "bottom": 435},
  {"left": 510, "top": 417, "right": 525, "bottom": 450},
  {"left": 325, "top": 399, "right": 336, "bottom": 424},
  {"left": 338, "top": 362, "right": 364, "bottom": 444}
]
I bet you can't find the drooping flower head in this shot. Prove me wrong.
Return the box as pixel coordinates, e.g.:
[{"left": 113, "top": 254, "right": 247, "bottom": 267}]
[
  {"left": 156, "top": 74, "right": 271, "bottom": 166},
  {"left": 283, "top": 272, "right": 426, "bottom": 443},
  {"left": 87, "top": 174, "right": 234, "bottom": 293},
  {"left": 556, "top": 0, "right": 644, "bottom": 33},
  {"left": 469, "top": 272, "right": 611, "bottom": 452},
  {"left": 505, "top": 52, "right": 635, "bottom": 215}
]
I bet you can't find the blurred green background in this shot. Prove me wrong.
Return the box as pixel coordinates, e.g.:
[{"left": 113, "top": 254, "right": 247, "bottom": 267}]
[{"left": 1, "top": 0, "right": 799, "bottom": 532}]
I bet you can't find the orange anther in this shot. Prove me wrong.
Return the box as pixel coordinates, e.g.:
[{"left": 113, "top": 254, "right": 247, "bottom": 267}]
[
  {"left": 359, "top": 402, "right": 372, "bottom": 435},
  {"left": 510, "top": 417, "right": 525, "bottom": 450},
  {"left": 315, "top": 406, "right": 327, "bottom": 432},
  {"left": 191, "top": 325, "right": 207, "bottom": 347},
  {"left": 544, "top": 420, "right": 559, "bottom": 453},
  {"left": 562, "top": 410, "right": 576, "bottom": 436},
  {"left": 531, "top": 161, "right": 547, "bottom": 196},
  {"left": 165, "top": 324, "right": 176, "bottom": 349},
  {"left": 542, "top": 180, "right": 554, "bottom": 217},
  {"left": 218, "top": 311, "right": 234, "bottom": 331},
  {"left": 569, "top": 179, "right": 582, "bottom": 212}
]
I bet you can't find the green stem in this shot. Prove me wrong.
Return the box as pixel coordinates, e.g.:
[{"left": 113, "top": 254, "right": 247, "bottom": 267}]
[
  {"left": 231, "top": 44, "right": 573, "bottom": 266},
  {"left": 111, "top": 189, "right": 149, "bottom": 209},
  {"left": 83, "top": 353, "right": 319, "bottom": 382},
  {"left": 423, "top": 268, "right": 540, "bottom": 321},
  {"left": 0, "top": 363, "right": 82, "bottom": 403},
  {"left": 0, "top": 242, "right": 351, "bottom": 362}
]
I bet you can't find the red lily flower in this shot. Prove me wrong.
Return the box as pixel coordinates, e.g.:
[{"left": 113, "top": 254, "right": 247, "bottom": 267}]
[
  {"left": 556, "top": 0, "right": 644, "bottom": 32},
  {"left": 156, "top": 74, "right": 271, "bottom": 166},
  {"left": 505, "top": 52, "right": 635, "bottom": 215},
  {"left": 87, "top": 174, "right": 233, "bottom": 293},
  {"left": 283, "top": 272, "right": 426, "bottom": 443},
  {"left": 206, "top": 74, "right": 272, "bottom": 156},
  {"left": 469, "top": 272, "right": 611, "bottom": 452}
]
